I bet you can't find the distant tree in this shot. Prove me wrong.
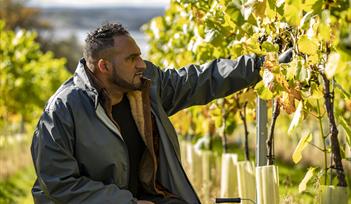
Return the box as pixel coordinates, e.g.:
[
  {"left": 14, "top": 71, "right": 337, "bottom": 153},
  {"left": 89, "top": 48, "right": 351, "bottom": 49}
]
[
  {"left": 0, "top": 0, "right": 82, "bottom": 73},
  {"left": 0, "top": 20, "right": 69, "bottom": 133},
  {"left": 0, "top": 0, "right": 50, "bottom": 30}
]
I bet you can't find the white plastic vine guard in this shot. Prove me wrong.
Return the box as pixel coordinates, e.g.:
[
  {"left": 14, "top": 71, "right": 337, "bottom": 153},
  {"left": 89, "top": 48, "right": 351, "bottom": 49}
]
[{"left": 256, "top": 165, "right": 279, "bottom": 204}]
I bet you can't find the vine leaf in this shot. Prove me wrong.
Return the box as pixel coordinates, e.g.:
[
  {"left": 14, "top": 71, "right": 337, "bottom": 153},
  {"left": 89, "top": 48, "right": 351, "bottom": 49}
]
[
  {"left": 204, "top": 29, "right": 222, "bottom": 46},
  {"left": 292, "top": 132, "right": 312, "bottom": 164},
  {"left": 325, "top": 52, "right": 340, "bottom": 79},
  {"left": 299, "top": 167, "right": 316, "bottom": 193},
  {"left": 299, "top": 11, "right": 313, "bottom": 29},
  {"left": 318, "top": 22, "right": 331, "bottom": 42},
  {"left": 253, "top": 0, "right": 266, "bottom": 19},
  {"left": 225, "top": 2, "right": 245, "bottom": 26},
  {"left": 284, "top": 1, "right": 302, "bottom": 27},
  {"left": 288, "top": 101, "right": 303, "bottom": 135},
  {"left": 263, "top": 69, "right": 275, "bottom": 88},
  {"left": 338, "top": 116, "right": 351, "bottom": 147},
  {"left": 255, "top": 81, "right": 273, "bottom": 100},
  {"left": 304, "top": 0, "right": 323, "bottom": 13},
  {"left": 241, "top": 1, "right": 253, "bottom": 20},
  {"left": 297, "top": 35, "right": 318, "bottom": 55},
  {"left": 262, "top": 41, "right": 279, "bottom": 52}
]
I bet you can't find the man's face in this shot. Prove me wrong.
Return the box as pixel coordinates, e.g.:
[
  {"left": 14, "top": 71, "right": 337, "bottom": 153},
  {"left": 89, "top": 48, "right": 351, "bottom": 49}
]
[{"left": 107, "top": 35, "right": 146, "bottom": 91}]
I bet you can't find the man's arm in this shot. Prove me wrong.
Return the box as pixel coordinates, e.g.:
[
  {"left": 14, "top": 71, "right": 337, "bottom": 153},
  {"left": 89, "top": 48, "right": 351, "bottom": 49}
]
[
  {"left": 31, "top": 99, "right": 136, "bottom": 204},
  {"left": 149, "top": 55, "right": 263, "bottom": 116}
]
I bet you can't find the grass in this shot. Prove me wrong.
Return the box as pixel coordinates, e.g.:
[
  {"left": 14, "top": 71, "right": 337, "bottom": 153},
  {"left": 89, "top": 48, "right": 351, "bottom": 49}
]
[
  {"left": 0, "top": 165, "right": 35, "bottom": 204},
  {"left": 277, "top": 161, "right": 315, "bottom": 204},
  {"left": 0, "top": 137, "right": 349, "bottom": 204},
  {"left": 180, "top": 138, "right": 350, "bottom": 204}
]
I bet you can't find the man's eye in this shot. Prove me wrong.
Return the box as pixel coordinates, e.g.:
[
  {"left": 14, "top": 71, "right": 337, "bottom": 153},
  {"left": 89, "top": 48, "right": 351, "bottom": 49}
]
[{"left": 128, "top": 56, "right": 136, "bottom": 61}]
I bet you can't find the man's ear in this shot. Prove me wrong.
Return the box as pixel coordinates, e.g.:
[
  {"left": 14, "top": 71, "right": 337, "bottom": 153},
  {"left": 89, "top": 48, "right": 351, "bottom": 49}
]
[{"left": 97, "top": 59, "right": 110, "bottom": 73}]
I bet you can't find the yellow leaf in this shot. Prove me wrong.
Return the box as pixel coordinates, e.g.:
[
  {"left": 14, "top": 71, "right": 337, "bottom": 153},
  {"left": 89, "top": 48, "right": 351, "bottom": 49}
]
[
  {"left": 284, "top": 4, "right": 302, "bottom": 27},
  {"left": 255, "top": 81, "right": 274, "bottom": 100},
  {"left": 288, "top": 101, "right": 303, "bottom": 134},
  {"left": 297, "top": 35, "right": 318, "bottom": 55},
  {"left": 325, "top": 52, "right": 340, "bottom": 79},
  {"left": 310, "top": 83, "right": 324, "bottom": 99},
  {"left": 308, "top": 54, "right": 319, "bottom": 64},
  {"left": 253, "top": 0, "right": 266, "bottom": 19},
  {"left": 299, "top": 167, "right": 316, "bottom": 193},
  {"left": 318, "top": 22, "right": 331, "bottom": 42},
  {"left": 292, "top": 133, "right": 312, "bottom": 163}
]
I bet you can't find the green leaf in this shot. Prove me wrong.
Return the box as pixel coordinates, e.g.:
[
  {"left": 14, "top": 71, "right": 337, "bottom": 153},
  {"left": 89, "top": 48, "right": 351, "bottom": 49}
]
[
  {"left": 318, "top": 22, "right": 331, "bottom": 42},
  {"left": 265, "top": 0, "right": 278, "bottom": 19},
  {"left": 204, "top": 29, "right": 223, "bottom": 46},
  {"left": 307, "top": 54, "right": 319, "bottom": 65},
  {"left": 297, "top": 65, "right": 311, "bottom": 83},
  {"left": 297, "top": 35, "right": 319, "bottom": 55},
  {"left": 292, "top": 132, "right": 312, "bottom": 163},
  {"left": 255, "top": 81, "right": 273, "bottom": 100},
  {"left": 338, "top": 116, "right": 351, "bottom": 147},
  {"left": 285, "top": 59, "right": 298, "bottom": 80},
  {"left": 299, "top": 11, "right": 314, "bottom": 29},
  {"left": 253, "top": 0, "right": 266, "bottom": 19},
  {"left": 261, "top": 41, "right": 279, "bottom": 52},
  {"left": 309, "top": 83, "right": 324, "bottom": 99},
  {"left": 243, "top": 34, "right": 264, "bottom": 54},
  {"left": 284, "top": 2, "right": 302, "bottom": 27},
  {"left": 303, "top": 0, "right": 323, "bottom": 13},
  {"left": 225, "top": 119, "right": 236, "bottom": 135},
  {"left": 225, "top": 2, "right": 245, "bottom": 26},
  {"left": 311, "top": 0, "right": 323, "bottom": 13},
  {"left": 246, "top": 12, "right": 257, "bottom": 25},
  {"left": 288, "top": 101, "right": 303, "bottom": 135},
  {"left": 299, "top": 167, "right": 316, "bottom": 193}
]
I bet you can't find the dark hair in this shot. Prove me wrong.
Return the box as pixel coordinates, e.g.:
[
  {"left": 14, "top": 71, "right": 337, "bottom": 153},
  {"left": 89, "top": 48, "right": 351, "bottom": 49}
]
[{"left": 83, "top": 23, "right": 129, "bottom": 67}]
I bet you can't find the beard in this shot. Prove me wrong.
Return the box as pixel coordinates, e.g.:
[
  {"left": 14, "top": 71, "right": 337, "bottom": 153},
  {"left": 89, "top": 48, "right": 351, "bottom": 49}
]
[{"left": 110, "top": 64, "right": 143, "bottom": 91}]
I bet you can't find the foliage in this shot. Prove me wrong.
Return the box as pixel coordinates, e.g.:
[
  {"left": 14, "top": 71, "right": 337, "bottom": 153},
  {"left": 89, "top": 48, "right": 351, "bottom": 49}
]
[
  {"left": 0, "top": 0, "right": 82, "bottom": 73},
  {"left": 292, "top": 133, "right": 312, "bottom": 164},
  {"left": 0, "top": 20, "right": 69, "bottom": 133},
  {"left": 143, "top": 0, "right": 351, "bottom": 197},
  {"left": 0, "top": 0, "right": 50, "bottom": 30},
  {"left": 0, "top": 165, "right": 36, "bottom": 204}
]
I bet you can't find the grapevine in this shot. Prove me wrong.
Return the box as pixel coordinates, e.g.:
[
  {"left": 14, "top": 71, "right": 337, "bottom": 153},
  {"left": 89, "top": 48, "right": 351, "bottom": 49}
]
[{"left": 144, "top": 0, "right": 351, "bottom": 197}]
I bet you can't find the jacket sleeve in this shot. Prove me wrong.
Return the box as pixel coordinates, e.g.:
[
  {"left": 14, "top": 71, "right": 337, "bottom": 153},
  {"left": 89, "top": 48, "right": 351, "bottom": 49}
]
[
  {"left": 151, "top": 55, "right": 263, "bottom": 116},
  {"left": 31, "top": 99, "right": 136, "bottom": 204}
]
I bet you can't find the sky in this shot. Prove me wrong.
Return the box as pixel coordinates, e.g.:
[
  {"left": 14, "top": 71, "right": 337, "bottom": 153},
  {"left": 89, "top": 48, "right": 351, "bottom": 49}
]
[{"left": 27, "top": 0, "right": 170, "bottom": 8}]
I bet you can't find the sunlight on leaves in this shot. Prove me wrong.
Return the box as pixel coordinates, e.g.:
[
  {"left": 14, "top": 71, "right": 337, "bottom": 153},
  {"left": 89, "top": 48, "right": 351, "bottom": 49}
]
[
  {"left": 292, "top": 132, "right": 312, "bottom": 163},
  {"left": 288, "top": 101, "right": 303, "bottom": 135},
  {"left": 299, "top": 167, "right": 316, "bottom": 193}
]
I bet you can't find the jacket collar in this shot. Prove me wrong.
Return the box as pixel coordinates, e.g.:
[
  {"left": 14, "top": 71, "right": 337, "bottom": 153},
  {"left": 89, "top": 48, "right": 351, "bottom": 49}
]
[{"left": 73, "top": 58, "right": 100, "bottom": 108}]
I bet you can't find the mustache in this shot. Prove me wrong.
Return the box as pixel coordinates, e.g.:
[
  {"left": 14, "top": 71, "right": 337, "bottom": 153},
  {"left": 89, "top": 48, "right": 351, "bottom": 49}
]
[
  {"left": 134, "top": 69, "right": 150, "bottom": 81},
  {"left": 134, "top": 71, "right": 143, "bottom": 76},
  {"left": 134, "top": 68, "right": 145, "bottom": 75}
]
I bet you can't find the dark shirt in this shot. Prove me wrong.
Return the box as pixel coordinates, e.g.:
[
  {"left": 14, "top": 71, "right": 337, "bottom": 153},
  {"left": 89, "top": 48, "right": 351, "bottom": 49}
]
[{"left": 112, "top": 95, "right": 146, "bottom": 198}]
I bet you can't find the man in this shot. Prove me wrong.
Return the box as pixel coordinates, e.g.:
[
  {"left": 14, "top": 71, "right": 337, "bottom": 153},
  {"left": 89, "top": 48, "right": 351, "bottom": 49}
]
[{"left": 31, "top": 23, "right": 292, "bottom": 204}]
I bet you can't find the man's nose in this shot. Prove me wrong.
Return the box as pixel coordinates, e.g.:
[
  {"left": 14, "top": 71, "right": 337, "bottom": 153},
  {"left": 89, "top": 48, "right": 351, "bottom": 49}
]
[{"left": 136, "top": 57, "right": 146, "bottom": 70}]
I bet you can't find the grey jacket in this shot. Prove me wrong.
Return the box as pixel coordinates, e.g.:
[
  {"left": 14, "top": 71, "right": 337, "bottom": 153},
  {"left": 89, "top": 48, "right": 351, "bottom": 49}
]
[{"left": 31, "top": 55, "right": 262, "bottom": 204}]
